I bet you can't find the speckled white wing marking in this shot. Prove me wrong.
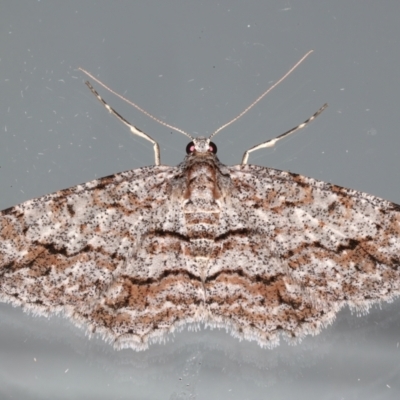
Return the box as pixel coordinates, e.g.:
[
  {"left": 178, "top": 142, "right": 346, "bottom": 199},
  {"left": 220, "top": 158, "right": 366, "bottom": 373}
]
[
  {"left": 204, "top": 164, "right": 400, "bottom": 347},
  {"left": 1, "top": 153, "right": 400, "bottom": 350},
  {"left": 0, "top": 165, "right": 207, "bottom": 349}
]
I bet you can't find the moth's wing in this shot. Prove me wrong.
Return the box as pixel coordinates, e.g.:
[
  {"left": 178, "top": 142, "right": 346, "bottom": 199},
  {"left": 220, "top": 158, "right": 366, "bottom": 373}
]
[
  {"left": 0, "top": 166, "right": 204, "bottom": 350},
  {"left": 205, "top": 164, "right": 400, "bottom": 347}
]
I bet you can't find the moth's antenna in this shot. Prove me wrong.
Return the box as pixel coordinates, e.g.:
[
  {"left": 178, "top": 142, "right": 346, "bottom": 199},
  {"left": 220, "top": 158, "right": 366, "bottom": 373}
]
[
  {"left": 78, "top": 68, "right": 193, "bottom": 140},
  {"left": 209, "top": 50, "right": 314, "bottom": 140}
]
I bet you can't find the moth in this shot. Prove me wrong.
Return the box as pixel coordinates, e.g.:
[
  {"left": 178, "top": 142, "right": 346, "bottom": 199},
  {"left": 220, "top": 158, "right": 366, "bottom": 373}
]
[{"left": 1, "top": 52, "right": 399, "bottom": 350}]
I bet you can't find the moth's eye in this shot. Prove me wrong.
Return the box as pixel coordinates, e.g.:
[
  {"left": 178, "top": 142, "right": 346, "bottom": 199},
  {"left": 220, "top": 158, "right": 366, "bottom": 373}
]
[
  {"left": 209, "top": 142, "right": 217, "bottom": 154},
  {"left": 186, "top": 141, "right": 195, "bottom": 154}
]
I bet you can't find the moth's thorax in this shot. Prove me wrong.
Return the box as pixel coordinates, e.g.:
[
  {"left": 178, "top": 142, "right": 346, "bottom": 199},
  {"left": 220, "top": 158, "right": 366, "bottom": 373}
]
[
  {"left": 178, "top": 153, "right": 227, "bottom": 243},
  {"left": 180, "top": 154, "right": 225, "bottom": 210}
]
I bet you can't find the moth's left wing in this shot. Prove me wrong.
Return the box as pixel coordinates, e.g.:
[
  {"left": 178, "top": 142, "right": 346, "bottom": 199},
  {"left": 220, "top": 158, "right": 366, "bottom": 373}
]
[{"left": 0, "top": 167, "right": 176, "bottom": 321}]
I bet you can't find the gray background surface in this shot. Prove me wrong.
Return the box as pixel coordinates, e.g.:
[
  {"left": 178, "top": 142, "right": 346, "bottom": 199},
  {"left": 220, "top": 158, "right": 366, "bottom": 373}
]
[{"left": 1, "top": 1, "right": 400, "bottom": 399}]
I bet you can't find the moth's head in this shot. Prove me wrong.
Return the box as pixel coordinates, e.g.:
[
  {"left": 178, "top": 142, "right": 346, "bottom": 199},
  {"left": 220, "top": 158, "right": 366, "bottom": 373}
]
[{"left": 186, "top": 137, "right": 217, "bottom": 156}]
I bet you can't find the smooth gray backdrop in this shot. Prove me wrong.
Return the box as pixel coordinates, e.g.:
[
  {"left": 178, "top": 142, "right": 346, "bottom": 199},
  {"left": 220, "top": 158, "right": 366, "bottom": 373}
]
[{"left": 1, "top": 2, "right": 400, "bottom": 399}]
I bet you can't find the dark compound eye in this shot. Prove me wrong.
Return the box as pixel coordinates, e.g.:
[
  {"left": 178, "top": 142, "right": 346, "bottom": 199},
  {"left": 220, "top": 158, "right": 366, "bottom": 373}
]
[
  {"left": 209, "top": 142, "right": 217, "bottom": 154},
  {"left": 185, "top": 141, "right": 218, "bottom": 155},
  {"left": 186, "top": 141, "right": 195, "bottom": 154}
]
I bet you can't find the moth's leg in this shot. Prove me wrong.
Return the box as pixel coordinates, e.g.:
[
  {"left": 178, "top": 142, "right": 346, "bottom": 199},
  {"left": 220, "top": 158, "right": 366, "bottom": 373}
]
[
  {"left": 241, "top": 103, "right": 328, "bottom": 165},
  {"left": 84, "top": 81, "right": 161, "bottom": 166}
]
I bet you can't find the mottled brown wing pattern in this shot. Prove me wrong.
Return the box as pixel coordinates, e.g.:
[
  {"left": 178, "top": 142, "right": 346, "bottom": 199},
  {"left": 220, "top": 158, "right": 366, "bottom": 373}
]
[
  {"left": 0, "top": 165, "right": 206, "bottom": 348},
  {"left": 204, "top": 164, "right": 400, "bottom": 346},
  {"left": 2, "top": 150, "right": 400, "bottom": 350}
]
